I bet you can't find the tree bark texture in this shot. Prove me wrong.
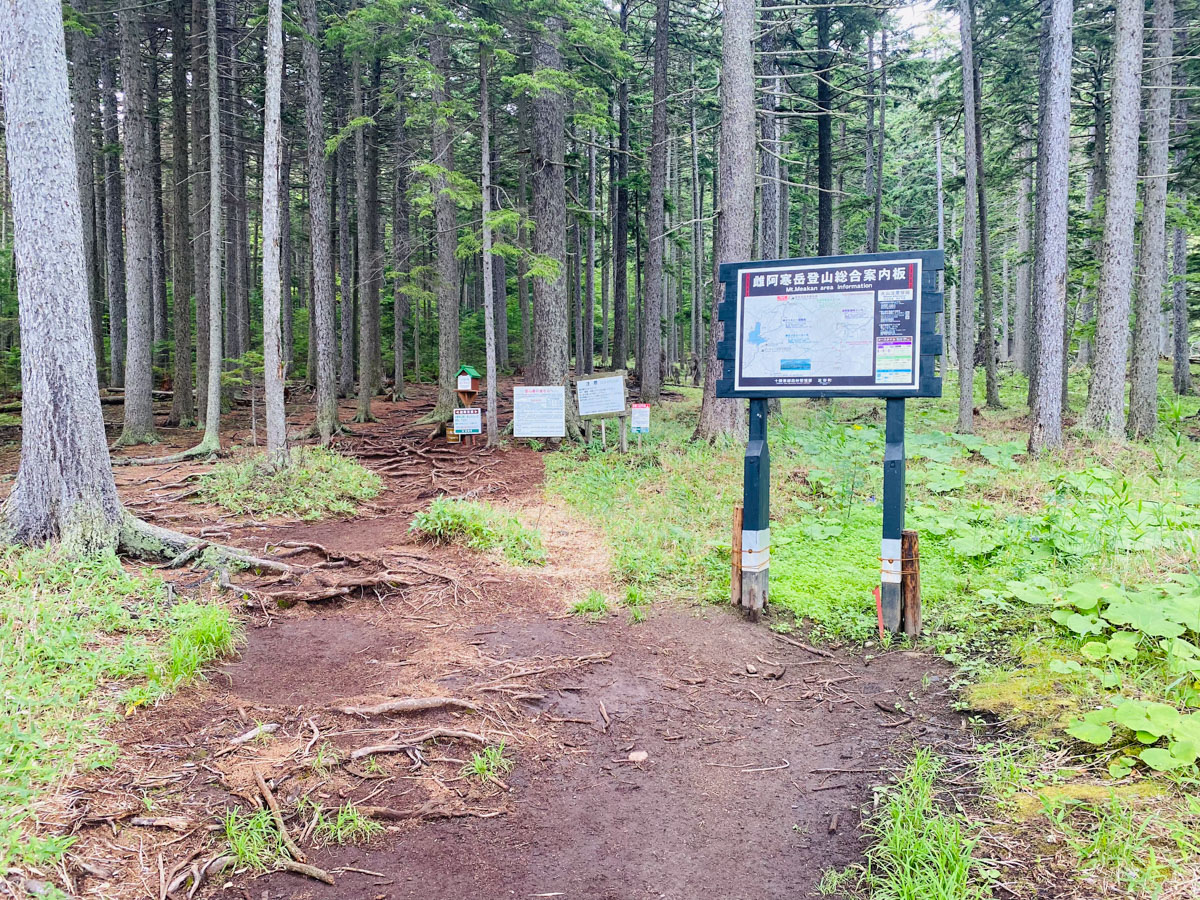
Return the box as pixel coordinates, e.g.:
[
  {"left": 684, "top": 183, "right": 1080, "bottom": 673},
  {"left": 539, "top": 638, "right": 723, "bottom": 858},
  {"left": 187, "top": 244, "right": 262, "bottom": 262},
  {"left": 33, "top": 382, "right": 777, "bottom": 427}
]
[
  {"left": 641, "top": 0, "right": 668, "bottom": 402},
  {"left": 168, "top": 0, "right": 194, "bottom": 426},
  {"left": 0, "top": 0, "right": 124, "bottom": 552},
  {"left": 1029, "top": 0, "right": 1072, "bottom": 451},
  {"left": 429, "top": 31, "right": 460, "bottom": 421},
  {"left": 1128, "top": 0, "right": 1173, "bottom": 438},
  {"left": 100, "top": 45, "right": 127, "bottom": 387},
  {"left": 299, "top": 0, "right": 338, "bottom": 441},
  {"left": 261, "top": 0, "right": 287, "bottom": 459},
  {"left": 957, "top": 0, "right": 979, "bottom": 435},
  {"left": 694, "top": 0, "right": 751, "bottom": 442},
  {"left": 117, "top": 7, "right": 159, "bottom": 446},
  {"left": 1085, "top": 0, "right": 1142, "bottom": 437}
]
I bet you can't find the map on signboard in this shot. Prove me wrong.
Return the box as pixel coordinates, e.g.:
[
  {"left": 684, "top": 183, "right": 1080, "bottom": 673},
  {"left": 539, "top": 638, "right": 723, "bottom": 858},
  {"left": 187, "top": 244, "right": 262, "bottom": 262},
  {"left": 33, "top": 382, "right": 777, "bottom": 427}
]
[
  {"left": 576, "top": 375, "right": 626, "bottom": 418},
  {"left": 513, "top": 386, "right": 565, "bottom": 438},
  {"left": 734, "top": 259, "right": 921, "bottom": 392}
]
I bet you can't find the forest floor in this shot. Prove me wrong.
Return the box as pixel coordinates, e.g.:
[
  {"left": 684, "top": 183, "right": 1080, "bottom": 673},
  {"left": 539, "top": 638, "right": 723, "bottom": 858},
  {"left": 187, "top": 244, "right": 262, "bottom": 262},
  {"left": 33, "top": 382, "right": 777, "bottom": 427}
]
[
  {"left": 4, "top": 383, "right": 965, "bottom": 900},
  {"left": 5, "top": 367, "right": 1200, "bottom": 900}
]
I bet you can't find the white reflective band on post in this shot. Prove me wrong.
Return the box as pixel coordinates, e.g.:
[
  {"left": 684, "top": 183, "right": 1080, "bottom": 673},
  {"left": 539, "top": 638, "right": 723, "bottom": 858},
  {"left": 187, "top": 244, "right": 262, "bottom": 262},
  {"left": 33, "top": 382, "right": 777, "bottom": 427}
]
[
  {"left": 881, "top": 538, "right": 901, "bottom": 584},
  {"left": 741, "top": 529, "right": 770, "bottom": 572}
]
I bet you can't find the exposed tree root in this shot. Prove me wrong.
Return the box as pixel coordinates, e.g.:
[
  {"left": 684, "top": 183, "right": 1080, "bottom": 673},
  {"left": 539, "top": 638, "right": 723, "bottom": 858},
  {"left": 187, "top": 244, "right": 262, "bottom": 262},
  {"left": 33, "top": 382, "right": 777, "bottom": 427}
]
[
  {"left": 111, "top": 437, "right": 221, "bottom": 467},
  {"left": 350, "top": 727, "right": 487, "bottom": 760},
  {"left": 336, "top": 696, "right": 479, "bottom": 716},
  {"left": 119, "top": 513, "right": 294, "bottom": 574},
  {"left": 360, "top": 800, "right": 502, "bottom": 821}
]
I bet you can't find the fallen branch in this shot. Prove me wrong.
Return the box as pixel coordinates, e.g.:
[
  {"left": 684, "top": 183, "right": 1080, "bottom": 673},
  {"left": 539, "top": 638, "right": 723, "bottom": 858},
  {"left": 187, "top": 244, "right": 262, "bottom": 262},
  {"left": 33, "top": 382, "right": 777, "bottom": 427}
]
[
  {"left": 350, "top": 727, "right": 487, "bottom": 760},
  {"left": 254, "top": 768, "right": 305, "bottom": 862},
  {"left": 275, "top": 858, "right": 335, "bottom": 885},
  {"left": 773, "top": 634, "right": 833, "bottom": 658},
  {"left": 229, "top": 723, "right": 278, "bottom": 745},
  {"left": 337, "top": 696, "right": 478, "bottom": 716}
]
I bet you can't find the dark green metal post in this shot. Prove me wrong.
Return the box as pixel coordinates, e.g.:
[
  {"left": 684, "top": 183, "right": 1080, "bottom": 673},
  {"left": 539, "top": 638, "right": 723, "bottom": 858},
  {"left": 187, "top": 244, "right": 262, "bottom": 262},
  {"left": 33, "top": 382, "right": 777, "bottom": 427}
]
[
  {"left": 741, "top": 397, "right": 770, "bottom": 618},
  {"left": 880, "top": 397, "right": 906, "bottom": 632}
]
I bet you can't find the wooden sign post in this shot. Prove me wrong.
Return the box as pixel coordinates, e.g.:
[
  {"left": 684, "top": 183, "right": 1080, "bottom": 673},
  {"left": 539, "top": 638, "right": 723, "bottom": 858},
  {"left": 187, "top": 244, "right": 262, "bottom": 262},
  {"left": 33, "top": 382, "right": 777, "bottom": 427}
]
[{"left": 715, "top": 250, "right": 945, "bottom": 633}]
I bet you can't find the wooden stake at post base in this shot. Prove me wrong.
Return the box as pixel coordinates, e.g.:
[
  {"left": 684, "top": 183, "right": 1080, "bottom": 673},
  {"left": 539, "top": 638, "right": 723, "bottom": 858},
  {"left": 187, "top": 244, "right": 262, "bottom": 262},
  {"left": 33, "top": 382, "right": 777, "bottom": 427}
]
[{"left": 901, "top": 529, "right": 921, "bottom": 638}]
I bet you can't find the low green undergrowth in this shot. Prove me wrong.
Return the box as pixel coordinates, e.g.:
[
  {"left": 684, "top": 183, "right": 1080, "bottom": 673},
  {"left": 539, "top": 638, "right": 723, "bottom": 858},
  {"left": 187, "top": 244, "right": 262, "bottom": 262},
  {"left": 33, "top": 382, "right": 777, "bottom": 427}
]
[
  {"left": 0, "top": 548, "right": 239, "bottom": 868},
  {"left": 197, "top": 447, "right": 382, "bottom": 521},
  {"left": 822, "top": 750, "right": 991, "bottom": 899},
  {"left": 409, "top": 497, "right": 546, "bottom": 565}
]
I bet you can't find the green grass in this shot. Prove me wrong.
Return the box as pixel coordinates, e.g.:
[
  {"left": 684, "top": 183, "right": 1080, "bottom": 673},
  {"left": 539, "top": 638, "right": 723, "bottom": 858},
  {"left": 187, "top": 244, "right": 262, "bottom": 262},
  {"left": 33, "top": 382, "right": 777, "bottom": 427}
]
[
  {"left": 571, "top": 589, "right": 610, "bottom": 616},
  {"left": 852, "top": 749, "right": 991, "bottom": 899},
  {"left": 223, "top": 806, "right": 282, "bottom": 870},
  {"left": 197, "top": 446, "right": 382, "bottom": 521},
  {"left": 0, "top": 548, "right": 239, "bottom": 868},
  {"left": 546, "top": 364, "right": 1200, "bottom": 892},
  {"left": 310, "top": 801, "right": 383, "bottom": 846},
  {"left": 462, "top": 742, "right": 514, "bottom": 782},
  {"left": 409, "top": 497, "right": 546, "bottom": 565}
]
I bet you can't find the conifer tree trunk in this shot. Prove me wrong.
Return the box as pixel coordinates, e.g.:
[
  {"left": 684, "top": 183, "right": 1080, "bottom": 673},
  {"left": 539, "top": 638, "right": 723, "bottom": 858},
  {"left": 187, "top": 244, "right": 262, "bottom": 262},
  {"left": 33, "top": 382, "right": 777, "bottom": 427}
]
[
  {"left": 1084, "top": 0, "right": 1142, "bottom": 437},
  {"left": 1128, "top": 0, "right": 1173, "bottom": 438},
  {"left": 281, "top": 138, "right": 293, "bottom": 366},
  {"left": 191, "top": 0, "right": 211, "bottom": 424},
  {"left": 298, "top": 0, "right": 338, "bottom": 441},
  {"left": 517, "top": 92, "right": 531, "bottom": 370},
  {"left": 197, "top": 0, "right": 223, "bottom": 451},
  {"left": 336, "top": 139, "right": 354, "bottom": 398},
  {"left": 1013, "top": 126, "right": 1032, "bottom": 374},
  {"left": 354, "top": 53, "right": 378, "bottom": 423},
  {"left": 935, "top": 121, "right": 946, "bottom": 351},
  {"left": 1171, "top": 94, "right": 1190, "bottom": 396},
  {"left": 428, "top": 31, "right": 460, "bottom": 422},
  {"left": 393, "top": 96, "right": 410, "bottom": 399},
  {"left": 261, "top": 0, "right": 287, "bottom": 460},
  {"left": 694, "top": 0, "right": 751, "bottom": 441},
  {"left": 0, "top": 0, "right": 124, "bottom": 553},
  {"left": 100, "top": 46, "right": 127, "bottom": 387},
  {"left": 528, "top": 16, "right": 578, "bottom": 436},
  {"left": 1028, "top": 0, "right": 1072, "bottom": 451},
  {"left": 586, "top": 132, "right": 596, "bottom": 374},
  {"left": 690, "top": 75, "right": 702, "bottom": 360},
  {"left": 613, "top": 1, "right": 630, "bottom": 369},
  {"left": 480, "top": 49, "right": 499, "bottom": 446},
  {"left": 168, "top": 0, "right": 195, "bottom": 426},
  {"left": 641, "top": 0, "right": 668, "bottom": 402},
  {"left": 148, "top": 42, "right": 169, "bottom": 360},
  {"left": 971, "top": 39, "right": 1000, "bottom": 409},
  {"left": 957, "top": 0, "right": 978, "bottom": 435},
  {"left": 816, "top": 8, "right": 833, "bottom": 255},
  {"left": 68, "top": 16, "right": 103, "bottom": 386},
  {"left": 117, "top": 6, "right": 159, "bottom": 446}
]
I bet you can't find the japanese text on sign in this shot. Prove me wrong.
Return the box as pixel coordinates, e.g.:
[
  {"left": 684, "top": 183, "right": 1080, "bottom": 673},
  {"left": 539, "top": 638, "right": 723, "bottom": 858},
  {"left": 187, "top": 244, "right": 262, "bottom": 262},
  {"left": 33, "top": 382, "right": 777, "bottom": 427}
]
[
  {"left": 513, "top": 386, "right": 565, "bottom": 438},
  {"left": 734, "top": 258, "right": 922, "bottom": 392}
]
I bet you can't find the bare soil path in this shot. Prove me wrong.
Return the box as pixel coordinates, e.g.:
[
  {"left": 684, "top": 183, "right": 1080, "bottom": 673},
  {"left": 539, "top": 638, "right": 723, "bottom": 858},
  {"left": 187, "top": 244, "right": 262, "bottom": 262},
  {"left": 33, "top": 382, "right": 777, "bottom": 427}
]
[{"left": 45, "top": 386, "right": 964, "bottom": 900}]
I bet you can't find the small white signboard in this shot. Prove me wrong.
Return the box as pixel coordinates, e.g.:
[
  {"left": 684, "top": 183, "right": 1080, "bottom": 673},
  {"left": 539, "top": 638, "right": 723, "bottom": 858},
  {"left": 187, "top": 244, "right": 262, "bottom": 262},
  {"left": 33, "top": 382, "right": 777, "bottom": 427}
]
[
  {"left": 630, "top": 403, "right": 650, "bottom": 434},
  {"left": 577, "top": 375, "right": 626, "bottom": 418},
  {"left": 457, "top": 373, "right": 474, "bottom": 391},
  {"left": 514, "top": 386, "right": 565, "bottom": 438},
  {"left": 453, "top": 408, "right": 482, "bottom": 435}
]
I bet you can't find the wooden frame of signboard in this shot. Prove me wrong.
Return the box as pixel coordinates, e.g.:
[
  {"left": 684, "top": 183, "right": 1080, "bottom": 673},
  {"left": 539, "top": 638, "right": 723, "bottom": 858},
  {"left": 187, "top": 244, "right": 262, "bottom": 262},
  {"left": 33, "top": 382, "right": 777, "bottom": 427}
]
[{"left": 573, "top": 370, "right": 629, "bottom": 452}]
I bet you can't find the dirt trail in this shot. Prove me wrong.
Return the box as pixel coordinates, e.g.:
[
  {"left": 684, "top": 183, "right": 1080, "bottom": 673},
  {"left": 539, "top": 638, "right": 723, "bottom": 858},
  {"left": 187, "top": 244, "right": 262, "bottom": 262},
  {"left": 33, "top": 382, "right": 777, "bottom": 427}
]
[{"left": 47, "top": 386, "right": 963, "bottom": 900}]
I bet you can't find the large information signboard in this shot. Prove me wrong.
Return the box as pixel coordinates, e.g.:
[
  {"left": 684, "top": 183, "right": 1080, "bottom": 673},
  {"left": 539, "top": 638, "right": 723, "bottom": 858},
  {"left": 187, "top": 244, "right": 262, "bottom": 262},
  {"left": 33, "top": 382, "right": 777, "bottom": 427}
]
[
  {"left": 716, "top": 250, "right": 943, "bottom": 399},
  {"left": 513, "top": 386, "right": 565, "bottom": 438}
]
